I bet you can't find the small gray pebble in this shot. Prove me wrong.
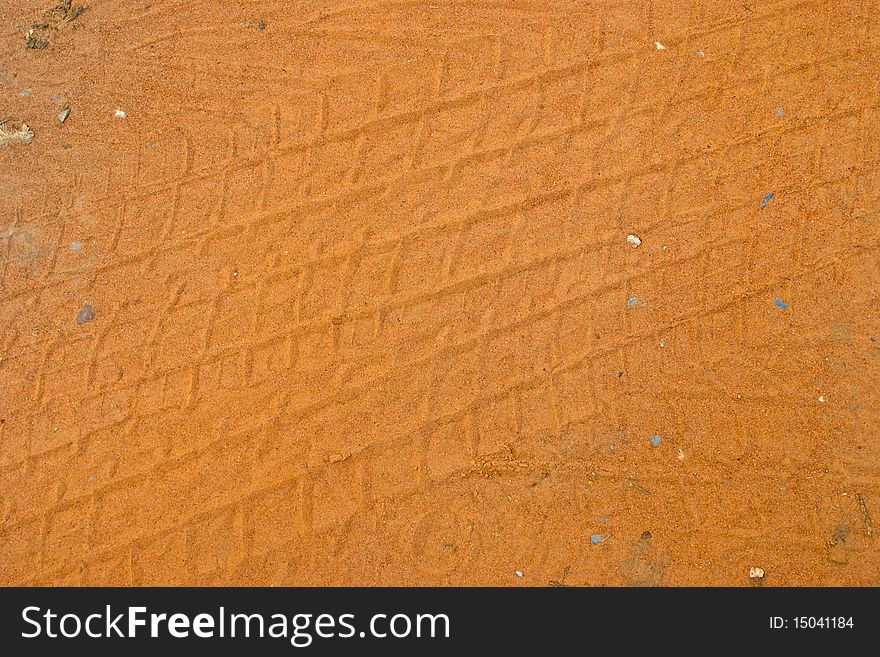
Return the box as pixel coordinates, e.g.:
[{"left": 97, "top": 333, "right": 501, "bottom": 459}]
[{"left": 76, "top": 304, "right": 96, "bottom": 325}]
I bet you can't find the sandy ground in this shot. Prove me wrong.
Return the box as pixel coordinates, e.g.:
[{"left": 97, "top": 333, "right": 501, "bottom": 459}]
[{"left": 1, "top": 0, "right": 878, "bottom": 586}]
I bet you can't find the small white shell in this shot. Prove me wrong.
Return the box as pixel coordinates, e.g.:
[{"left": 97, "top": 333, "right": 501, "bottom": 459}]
[{"left": 627, "top": 234, "right": 642, "bottom": 248}]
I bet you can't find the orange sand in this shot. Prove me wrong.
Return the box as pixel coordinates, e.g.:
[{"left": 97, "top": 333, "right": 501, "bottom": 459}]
[{"left": 1, "top": 0, "right": 878, "bottom": 586}]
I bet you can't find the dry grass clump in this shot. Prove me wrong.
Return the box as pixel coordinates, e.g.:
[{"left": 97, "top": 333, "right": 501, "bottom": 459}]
[{"left": 0, "top": 121, "right": 35, "bottom": 147}]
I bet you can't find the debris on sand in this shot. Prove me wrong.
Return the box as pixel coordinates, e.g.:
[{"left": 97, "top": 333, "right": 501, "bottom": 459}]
[
  {"left": 591, "top": 533, "right": 610, "bottom": 545},
  {"left": 774, "top": 296, "right": 788, "bottom": 310},
  {"left": 49, "top": 0, "right": 86, "bottom": 23},
  {"left": 650, "top": 435, "right": 662, "bottom": 448},
  {"left": 24, "top": 2, "right": 87, "bottom": 50},
  {"left": 115, "top": 108, "right": 127, "bottom": 119},
  {"left": 829, "top": 525, "right": 850, "bottom": 564},
  {"left": 67, "top": 4, "right": 87, "bottom": 22},
  {"left": 749, "top": 566, "right": 764, "bottom": 579},
  {"left": 655, "top": 41, "right": 666, "bottom": 50},
  {"left": 760, "top": 192, "right": 775, "bottom": 209},
  {"left": 627, "top": 234, "right": 642, "bottom": 248},
  {"left": 25, "top": 29, "right": 49, "bottom": 49},
  {"left": 75, "top": 303, "right": 96, "bottom": 325},
  {"left": 857, "top": 494, "right": 874, "bottom": 538},
  {"left": 58, "top": 105, "right": 71, "bottom": 124},
  {"left": 0, "top": 120, "right": 35, "bottom": 147}
]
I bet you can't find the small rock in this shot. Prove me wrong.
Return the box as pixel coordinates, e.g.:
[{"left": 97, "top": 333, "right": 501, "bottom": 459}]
[
  {"left": 650, "top": 435, "right": 662, "bottom": 448},
  {"left": 655, "top": 41, "right": 666, "bottom": 50},
  {"left": 818, "top": 395, "right": 827, "bottom": 403},
  {"left": 58, "top": 106, "right": 70, "bottom": 124},
  {"left": 676, "top": 447, "right": 685, "bottom": 461},
  {"left": 75, "top": 304, "right": 96, "bottom": 325},
  {"left": 695, "top": 50, "right": 705, "bottom": 57},
  {"left": 515, "top": 570, "right": 523, "bottom": 578},
  {"left": 591, "top": 534, "right": 609, "bottom": 545},
  {"left": 775, "top": 107, "right": 785, "bottom": 117},
  {"left": 749, "top": 567, "right": 764, "bottom": 579},
  {"left": 328, "top": 453, "right": 345, "bottom": 463},
  {"left": 114, "top": 108, "right": 127, "bottom": 119},
  {"left": 627, "top": 234, "right": 642, "bottom": 248}
]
